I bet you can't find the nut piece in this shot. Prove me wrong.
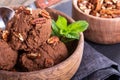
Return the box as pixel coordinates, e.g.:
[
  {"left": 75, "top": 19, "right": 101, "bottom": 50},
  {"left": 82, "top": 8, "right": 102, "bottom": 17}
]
[
  {"left": 2, "top": 30, "right": 9, "bottom": 41},
  {"left": 27, "top": 53, "right": 41, "bottom": 59},
  {"left": 78, "top": 0, "right": 83, "bottom": 3},
  {"left": 95, "top": 0, "right": 104, "bottom": 11},
  {"left": 117, "top": 1, "right": 120, "bottom": 9},
  {"left": 15, "top": 6, "right": 32, "bottom": 15},
  {"left": 31, "top": 18, "right": 46, "bottom": 24},
  {"left": 26, "top": 7, "right": 32, "bottom": 14},
  {"left": 41, "top": 9, "right": 51, "bottom": 19},
  {"left": 100, "top": 9, "right": 120, "bottom": 15},
  {"left": 112, "top": 0, "right": 117, "bottom": 3},
  {"left": 13, "top": 32, "right": 24, "bottom": 42},
  {"left": 47, "top": 36, "right": 59, "bottom": 45},
  {"left": 45, "top": 58, "right": 54, "bottom": 68},
  {"left": 18, "top": 33, "right": 24, "bottom": 41}
]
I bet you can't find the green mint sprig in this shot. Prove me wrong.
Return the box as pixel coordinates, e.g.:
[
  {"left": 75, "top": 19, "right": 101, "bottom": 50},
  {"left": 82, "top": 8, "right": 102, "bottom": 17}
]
[{"left": 52, "top": 15, "right": 88, "bottom": 43}]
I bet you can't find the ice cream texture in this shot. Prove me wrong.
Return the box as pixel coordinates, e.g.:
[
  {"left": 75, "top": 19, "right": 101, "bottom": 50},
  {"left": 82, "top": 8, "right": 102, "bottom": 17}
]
[{"left": 0, "top": 6, "right": 68, "bottom": 71}]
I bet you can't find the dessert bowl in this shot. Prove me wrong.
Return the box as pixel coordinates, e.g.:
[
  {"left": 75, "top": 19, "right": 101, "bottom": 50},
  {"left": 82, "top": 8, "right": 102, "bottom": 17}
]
[
  {"left": 0, "top": 8, "right": 84, "bottom": 80},
  {"left": 72, "top": 0, "right": 120, "bottom": 44}
]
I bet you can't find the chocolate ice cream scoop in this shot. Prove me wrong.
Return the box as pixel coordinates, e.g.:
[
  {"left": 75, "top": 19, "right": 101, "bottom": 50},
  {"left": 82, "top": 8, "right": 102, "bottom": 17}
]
[
  {"left": 0, "top": 40, "right": 17, "bottom": 70},
  {"left": 6, "top": 6, "right": 52, "bottom": 51},
  {"left": 19, "top": 36, "right": 68, "bottom": 71}
]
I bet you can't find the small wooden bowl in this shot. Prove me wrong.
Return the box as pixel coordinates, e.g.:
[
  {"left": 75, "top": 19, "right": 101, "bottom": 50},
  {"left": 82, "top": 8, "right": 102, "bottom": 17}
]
[
  {"left": 0, "top": 8, "right": 84, "bottom": 80},
  {"left": 72, "top": 0, "right": 120, "bottom": 44}
]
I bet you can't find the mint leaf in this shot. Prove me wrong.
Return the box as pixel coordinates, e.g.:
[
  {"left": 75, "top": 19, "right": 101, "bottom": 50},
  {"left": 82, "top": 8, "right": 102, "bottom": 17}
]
[
  {"left": 65, "top": 32, "right": 80, "bottom": 39},
  {"left": 60, "top": 29, "right": 68, "bottom": 35},
  {"left": 68, "top": 21, "right": 88, "bottom": 33},
  {"left": 52, "top": 15, "right": 88, "bottom": 43},
  {"left": 51, "top": 20, "right": 60, "bottom": 37},
  {"left": 56, "top": 15, "right": 67, "bottom": 30}
]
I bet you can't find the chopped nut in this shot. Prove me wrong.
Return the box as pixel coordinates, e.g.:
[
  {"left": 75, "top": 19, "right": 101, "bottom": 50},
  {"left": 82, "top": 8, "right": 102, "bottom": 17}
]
[
  {"left": 87, "top": 3, "right": 94, "bottom": 9},
  {"left": 90, "top": 11, "right": 100, "bottom": 17},
  {"left": 78, "top": 0, "right": 83, "bottom": 3},
  {"left": 18, "top": 33, "right": 24, "bottom": 41},
  {"left": 31, "top": 18, "right": 46, "bottom": 24},
  {"left": 26, "top": 7, "right": 32, "bottom": 14},
  {"left": 95, "top": 0, "right": 104, "bottom": 11},
  {"left": 105, "top": 0, "right": 112, "bottom": 3},
  {"left": 84, "top": 9, "right": 91, "bottom": 14},
  {"left": 45, "top": 58, "right": 54, "bottom": 68},
  {"left": 100, "top": 9, "right": 112, "bottom": 15},
  {"left": 15, "top": 6, "right": 23, "bottom": 13},
  {"left": 89, "top": 0, "right": 97, "bottom": 4},
  {"left": 112, "top": 0, "right": 117, "bottom": 3},
  {"left": 111, "top": 14, "right": 120, "bottom": 17},
  {"left": 105, "top": 0, "right": 113, "bottom": 5},
  {"left": 100, "top": 14, "right": 112, "bottom": 18},
  {"left": 82, "top": 0, "right": 88, "bottom": 4},
  {"left": 100, "top": 9, "right": 120, "bottom": 15},
  {"left": 41, "top": 9, "right": 51, "bottom": 19},
  {"left": 112, "top": 9, "right": 120, "bottom": 15},
  {"left": 13, "top": 32, "right": 24, "bottom": 41},
  {"left": 47, "top": 36, "right": 59, "bottom": 45},
  {"left": 96, "top": 12, "right": 101, "bottom": 17},
  {"left": 117, "top": 1, "right": 120, "bottom": 9},
  {"left": 15, "top": 6, "right": 32, "bottom": 15},
  {"left": 80, "top": 5, "right": 87, "bottom": 11},
  {"left": 106, "top": 4, "right": 114, "bottom": 9},
  {"left": 78, "top": 0, "right": 88, "bottom": 11},
  {"left": 102, "top": 5, "right": 106, "bottom": 9},
  {"left": 27, "top": 53, "right": 41, "bottom": 59},
  {"left": 2, "top": 30, "right": 9, "bottom": 41}
]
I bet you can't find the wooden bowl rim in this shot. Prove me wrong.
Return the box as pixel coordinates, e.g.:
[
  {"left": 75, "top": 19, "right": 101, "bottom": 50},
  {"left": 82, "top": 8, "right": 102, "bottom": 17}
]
[
  {"left": 0, "top": 8, "right": 84, "bottom": 75},
  {"left": 72, "top": 0, "right": 120, "bottom": 21}
]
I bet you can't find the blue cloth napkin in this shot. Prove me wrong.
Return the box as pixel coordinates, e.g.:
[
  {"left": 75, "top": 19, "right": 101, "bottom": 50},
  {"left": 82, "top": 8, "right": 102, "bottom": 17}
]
[{"left": 72, "top": 42, "right": 120, "bottom": 80}]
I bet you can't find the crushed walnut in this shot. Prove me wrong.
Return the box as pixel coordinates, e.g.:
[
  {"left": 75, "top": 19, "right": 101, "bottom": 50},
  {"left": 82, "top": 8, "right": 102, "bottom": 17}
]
[
  {"left": 40, "top": 9, "right": 51, "bottom": 19},
  {"left": 13, "top": 32, "right": 24, "bottom": 42},
  {"left": 31, "top": 17, "right": 46, "bottom": 24},
  {"left": 78, "top": 0, "right": 120, "bottom": 18},
  {"left": 2, "top": 30, "right": 9, "bottom": 41},
  {"left": 18, "top": 33, "right": 24, "bottom": 41},
  {"left": 47, "top": 36, "right": 59, "bottom": 45},
  {"left": 27, "top": 53, "right": 41, "bottom": 59},
  {"left": 15, "top": 6, "right": 32, "bottom": 15},
  {"left": 26, "top": 7, "right": 32, "bottom": 14}
]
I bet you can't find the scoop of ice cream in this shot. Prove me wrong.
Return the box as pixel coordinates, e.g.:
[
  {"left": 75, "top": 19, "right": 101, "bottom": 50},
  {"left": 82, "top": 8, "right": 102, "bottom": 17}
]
[
  {"left": 6, "top": 6, "right": 52, "bottom": 51},
  {"left": 0, "top": 40, "right": 17, "bottom": 70},
  {"left": 19, "top": 36, "right": 68, "bottom": 71}
]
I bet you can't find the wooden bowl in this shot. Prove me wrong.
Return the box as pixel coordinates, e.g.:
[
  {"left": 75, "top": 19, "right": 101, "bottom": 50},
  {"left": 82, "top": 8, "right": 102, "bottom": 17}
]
[
  {"left": 72, "top": 0, "right": 120, "bottom": 44},
  {"left": 0, "top": 8, "right": 84, "bottom": 80}
]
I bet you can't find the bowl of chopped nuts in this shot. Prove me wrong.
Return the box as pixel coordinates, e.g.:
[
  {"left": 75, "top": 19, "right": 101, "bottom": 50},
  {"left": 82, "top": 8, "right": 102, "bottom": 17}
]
[
  {"left": 0, "top": 7, "right": 88, "bottom": 80},
  {"left": 72, "top": 0, "right": 120, "bottom": 44}
]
